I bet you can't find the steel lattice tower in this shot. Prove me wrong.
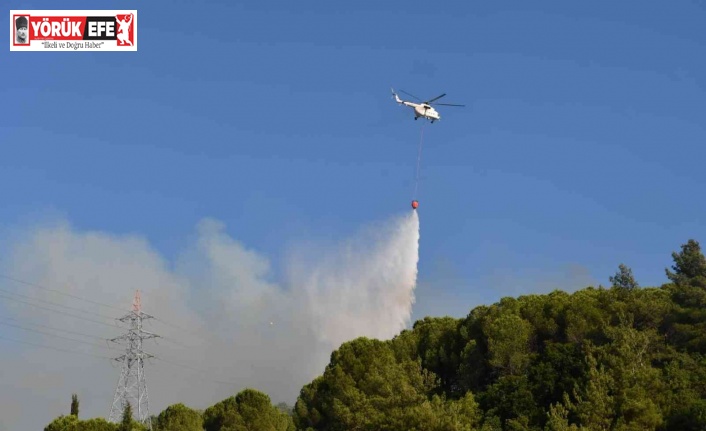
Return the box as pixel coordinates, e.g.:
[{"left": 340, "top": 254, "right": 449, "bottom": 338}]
[{"left": 108, "top": 290, "right": 159, "bottom": 429}]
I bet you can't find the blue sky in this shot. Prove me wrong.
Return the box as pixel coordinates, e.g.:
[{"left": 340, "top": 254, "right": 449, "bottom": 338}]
[
  {"left": 2, "top": 1, "right": 706, "bottom": 428},
  {"left": 2, "top": 0, "right": 705, "bottom": 317}
]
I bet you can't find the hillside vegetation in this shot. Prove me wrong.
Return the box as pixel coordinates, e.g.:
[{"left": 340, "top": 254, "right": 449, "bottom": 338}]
[{"left": 46, "top": 239, "right": 706, "bottom": 431}]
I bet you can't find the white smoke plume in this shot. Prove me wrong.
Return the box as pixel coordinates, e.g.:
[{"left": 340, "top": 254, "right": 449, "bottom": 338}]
[
  {"left": 0, "top": 211, "right": 420, "bottom": 430},
  {"left": 292, "top": 211, "right": 420, "bottom": 347}
]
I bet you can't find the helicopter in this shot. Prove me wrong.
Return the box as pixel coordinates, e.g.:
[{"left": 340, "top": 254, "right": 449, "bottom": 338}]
[{"left": 391, "top": 88, "right": 464, "bottom": 123}]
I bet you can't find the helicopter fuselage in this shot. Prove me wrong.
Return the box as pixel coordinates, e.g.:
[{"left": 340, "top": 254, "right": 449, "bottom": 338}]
[
  {"left": 414, "top": 103, "right": 440, "bottom": 121},
  {"left": 392, "top": 89, "right": 459, "bottom": 123},
  {"left": 401, "top": 101, "right": 440, "bottom": 121}
]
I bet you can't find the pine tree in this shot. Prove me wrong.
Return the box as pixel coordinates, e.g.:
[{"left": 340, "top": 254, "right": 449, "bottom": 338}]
[
  {"left": 666, "top": 239, "right": 706, "bottom": 288},
  {"left": 610, "top": 264, "right": 639, "bottom": 291},
  {"left": 71, "top": 394, "right": 79, "bottom": 417},
  {"left": 121, "top": 402, "right": 133, "bottom": 431}
]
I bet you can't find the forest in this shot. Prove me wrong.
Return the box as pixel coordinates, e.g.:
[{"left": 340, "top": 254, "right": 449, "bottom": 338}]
[{"left": 44, "top": 239, "right": 706, "bottom": 431}]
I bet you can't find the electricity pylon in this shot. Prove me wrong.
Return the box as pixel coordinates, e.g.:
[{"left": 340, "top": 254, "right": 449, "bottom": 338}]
[{"left": 108, "top": 290, "right": 159, "bottom": 429}]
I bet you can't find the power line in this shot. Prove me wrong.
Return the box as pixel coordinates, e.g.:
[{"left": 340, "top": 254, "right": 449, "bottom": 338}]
[
  {"left": 0, "top": 293, "right": 123, "bottom": 329},
  {"left": 0, "top": 273, "right": 204, "bottom": 339},
  {"left": 0, "top": 273, "right": 128, "bottom": 312},
  {"left": 0, "top": 286, "right": 119, "bottom": 321},
  {"left": 1, "top": 318, "right": 241, "bottom": 397},
  {"left": 0, "top": 314, "right": 193, "bottom": 351},
  {"left": 152, "top": 316, "right": 203, "bottom": 337},
  {"left": 0, "top": 332, "right": 241, "bottom": 390},
  {"left": 0, "top": 334, "right": 113, "bottom": 360},
  {"left": 0, "top": 277, "right": 252, "bottom": 401},
  {"left": 0, "top": 320, "right": 122, "bottom": 351},
  {"left": 1, "top": 316, "right": 113, "bottom": 342},
  {"left": 150, "top": 333, "right": 192, "bottom": 348},
  {"left": 1, "top": 275, "right": 249, "bottom": 388},
  {"left": 0, "top": 287, "right": 180, "bottom": 348},
  {"left": 152, "top": 356, "right": 240, "bottom": 388},
  {"left": 0, "top": 292, "right": 196, "bottom": 349}
]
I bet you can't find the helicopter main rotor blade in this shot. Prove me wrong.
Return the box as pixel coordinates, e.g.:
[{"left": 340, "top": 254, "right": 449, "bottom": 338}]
[
  {"left": 398, "top": 89, "right": 423, "bottom": 102},
  {"left": 433, "top": 103, "right": 465, "bottom": 107},
  {"left": 424, "top": 93, "right": 446, "bottom": 104}
]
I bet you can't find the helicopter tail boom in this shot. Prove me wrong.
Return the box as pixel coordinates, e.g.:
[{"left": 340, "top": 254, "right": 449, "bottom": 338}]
[{"left": 391, "top": 88, "right": 404, "bottom": 104}]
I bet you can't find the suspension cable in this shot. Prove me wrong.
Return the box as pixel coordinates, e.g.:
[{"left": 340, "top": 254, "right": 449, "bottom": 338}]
[{"left": 413, "top": 122, "right": 426, "bottom": 200}]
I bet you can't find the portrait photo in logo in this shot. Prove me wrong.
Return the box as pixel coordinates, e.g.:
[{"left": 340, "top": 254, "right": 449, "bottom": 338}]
[{"left": 15, "top": 15, "right": 29, "bottom": 44}]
